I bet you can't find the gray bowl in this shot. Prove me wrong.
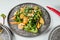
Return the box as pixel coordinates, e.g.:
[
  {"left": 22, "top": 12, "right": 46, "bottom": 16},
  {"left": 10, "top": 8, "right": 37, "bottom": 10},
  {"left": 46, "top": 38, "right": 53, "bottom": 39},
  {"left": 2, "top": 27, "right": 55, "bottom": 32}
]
[
  {"left": 0, "top": 23, "right": 12, "bottom": 40},
  {"left": 7, "top": 3, "right": 51, "bottom": 37},
  {"left": 49, "top": 25, "right": 60, "bottom": 40}
]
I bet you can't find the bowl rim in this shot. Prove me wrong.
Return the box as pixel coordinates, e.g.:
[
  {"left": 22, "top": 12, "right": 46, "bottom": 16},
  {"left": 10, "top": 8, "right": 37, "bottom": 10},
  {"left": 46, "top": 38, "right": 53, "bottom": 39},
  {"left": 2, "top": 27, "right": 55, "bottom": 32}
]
[
  {"left": 7, "top": 2, "right": 51, "bottom": 37},
  {"left": 48, "top": 25, "right": 60, "bottom": 40}
]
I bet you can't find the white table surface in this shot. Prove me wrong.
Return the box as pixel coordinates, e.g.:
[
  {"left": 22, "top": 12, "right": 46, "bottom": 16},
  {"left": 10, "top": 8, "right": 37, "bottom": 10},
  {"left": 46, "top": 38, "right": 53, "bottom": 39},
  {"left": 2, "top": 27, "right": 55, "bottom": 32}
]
[{"left": 0, "top": 0, "right": 60, "bottom": 40}]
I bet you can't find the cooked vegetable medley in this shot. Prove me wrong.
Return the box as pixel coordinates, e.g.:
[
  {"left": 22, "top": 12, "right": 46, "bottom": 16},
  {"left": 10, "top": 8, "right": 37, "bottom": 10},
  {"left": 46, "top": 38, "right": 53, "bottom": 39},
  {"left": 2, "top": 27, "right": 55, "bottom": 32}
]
[{"left": 10, "top": 6, "right": 44, "bottom": 33}]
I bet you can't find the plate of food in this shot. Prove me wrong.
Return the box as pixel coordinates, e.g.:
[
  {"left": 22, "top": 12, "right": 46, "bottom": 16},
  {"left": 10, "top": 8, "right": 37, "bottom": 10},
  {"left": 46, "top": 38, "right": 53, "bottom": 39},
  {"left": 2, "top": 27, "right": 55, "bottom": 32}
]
[
  {"left": 0, "top": 23, "right": 12, "bottom": 40},
  {"left": 7, "top": 3, "right": 51, "bottom": 37}
]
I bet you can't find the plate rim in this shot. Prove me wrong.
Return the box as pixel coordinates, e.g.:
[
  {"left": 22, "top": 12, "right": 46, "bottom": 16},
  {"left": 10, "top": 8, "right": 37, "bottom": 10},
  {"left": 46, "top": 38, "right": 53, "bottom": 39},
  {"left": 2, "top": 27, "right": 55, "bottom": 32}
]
[
  {"left": 7, "top": 3, "right": 51, "bottom": 37},
  {"left": 48, "top": 25, "right": 60, "bottom": 40}
]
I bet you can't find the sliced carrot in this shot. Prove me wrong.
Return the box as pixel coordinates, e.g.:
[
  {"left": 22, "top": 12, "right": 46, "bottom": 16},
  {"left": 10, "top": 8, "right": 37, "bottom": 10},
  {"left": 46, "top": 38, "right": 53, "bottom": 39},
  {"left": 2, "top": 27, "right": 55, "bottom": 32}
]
[
  {"left": 37, "top": 22, "right": 41, "bottom": 29},
  {"left": 10, "top": 22, "right": 20, "bottom": 24},
  {"left": 40, "top": 17, "right": 44, "bottom": 24},
  {"left": 37, "top": 17, "right": 44, "bottom": 29}
]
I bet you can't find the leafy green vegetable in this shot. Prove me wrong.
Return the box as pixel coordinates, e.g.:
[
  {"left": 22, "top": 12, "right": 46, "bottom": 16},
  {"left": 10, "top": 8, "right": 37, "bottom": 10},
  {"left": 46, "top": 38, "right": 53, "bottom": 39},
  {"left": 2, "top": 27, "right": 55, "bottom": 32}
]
[
  {"left": 24, "top": 6, "right": 33, "bottom": 13},
  {"left": 24, "top": 24, "right": 38, "bottom": 33},
  {"left": 14, "top": 10, "right": 23, "bottom": 22},
  {"left": 29, "top": 28, "right": 38, "bottom": 33},
  {"left": 24, "top": 8, "right": 29, "bottom": 13},
  {"left": 15, "top": 16, "right": 22, "bottom": 22},
  {"left": 33, "top": 10, "right": 43, "bottom": 21},
  {"left": 24, "top": 16, "right": 38, "bottom": 33}
]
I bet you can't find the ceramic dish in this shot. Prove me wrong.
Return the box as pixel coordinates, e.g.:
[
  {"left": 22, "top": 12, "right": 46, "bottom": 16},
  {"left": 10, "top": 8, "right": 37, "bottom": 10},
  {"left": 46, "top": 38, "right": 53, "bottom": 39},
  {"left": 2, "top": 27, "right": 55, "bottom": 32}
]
[
  {"left": 49, "top": 25, "right": 60, "bottom": 40},
  {"left": 0, "top": 23, "right": 12, "bottom": 40},
  {"left": 7, "top": 3, "right": 51, "bottom": 37}
]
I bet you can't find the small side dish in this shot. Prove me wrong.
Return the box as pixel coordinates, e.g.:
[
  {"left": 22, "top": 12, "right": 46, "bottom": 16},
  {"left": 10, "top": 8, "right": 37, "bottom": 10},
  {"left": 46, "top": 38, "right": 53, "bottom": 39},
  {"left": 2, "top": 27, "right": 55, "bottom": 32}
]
[
  {"left": 0, "top": 24, "right": 12, "bottom": 40},
  {"left": 10, "top": 6, "right": 44, "bottom": 33}
]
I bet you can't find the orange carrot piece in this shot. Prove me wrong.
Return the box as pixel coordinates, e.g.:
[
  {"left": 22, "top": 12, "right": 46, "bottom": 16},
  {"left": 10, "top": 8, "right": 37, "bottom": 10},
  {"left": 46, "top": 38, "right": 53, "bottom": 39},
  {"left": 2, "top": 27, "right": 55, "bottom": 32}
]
[{"left": 10, "top": 22, "right": 20, "bottom": 24}]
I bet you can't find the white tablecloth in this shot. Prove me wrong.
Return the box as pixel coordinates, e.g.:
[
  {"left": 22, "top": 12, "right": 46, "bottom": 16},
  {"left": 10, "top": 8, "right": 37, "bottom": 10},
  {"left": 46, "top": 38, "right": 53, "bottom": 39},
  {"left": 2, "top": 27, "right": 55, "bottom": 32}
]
[{"left": 0, "top": 0, "right": 60, "bottom": 40}]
